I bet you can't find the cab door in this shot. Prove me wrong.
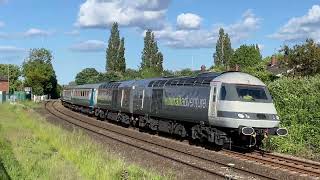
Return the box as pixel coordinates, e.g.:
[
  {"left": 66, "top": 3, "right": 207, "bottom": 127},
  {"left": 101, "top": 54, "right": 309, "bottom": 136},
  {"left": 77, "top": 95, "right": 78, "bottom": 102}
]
[
  {"left": 208, "top": 82, "right": 220, "bottom": 125},
  {"left": 89, "top": 88, "right": 96, "bottom": 108}
]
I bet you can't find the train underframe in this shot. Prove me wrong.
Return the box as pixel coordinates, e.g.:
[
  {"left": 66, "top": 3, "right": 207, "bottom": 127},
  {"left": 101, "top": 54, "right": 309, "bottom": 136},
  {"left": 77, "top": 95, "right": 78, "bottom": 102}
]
[{"left": 62, "top": 101, "right": 270, "bottom": 150}]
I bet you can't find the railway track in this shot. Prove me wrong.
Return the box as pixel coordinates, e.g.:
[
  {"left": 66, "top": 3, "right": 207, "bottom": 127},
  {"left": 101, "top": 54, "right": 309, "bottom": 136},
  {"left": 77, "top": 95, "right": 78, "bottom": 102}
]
[
  {"left": 44, "top": 101, "right": 319, "bottom": 180},
  {"left": 222, "top": 150, "right": 320, "bottom": 178}
]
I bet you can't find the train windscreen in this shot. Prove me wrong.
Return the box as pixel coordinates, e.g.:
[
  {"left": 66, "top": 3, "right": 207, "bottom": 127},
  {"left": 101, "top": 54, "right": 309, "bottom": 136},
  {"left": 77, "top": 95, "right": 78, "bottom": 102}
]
[{"left": 220, "top": 83, "right": 272, "bottom": 103}]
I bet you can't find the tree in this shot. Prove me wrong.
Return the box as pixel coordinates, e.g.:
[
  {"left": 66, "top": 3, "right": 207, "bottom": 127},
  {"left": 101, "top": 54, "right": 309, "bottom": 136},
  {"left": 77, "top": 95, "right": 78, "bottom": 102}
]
[
  {"left": 106, "top": 22, "right": 126, "bottom": 73},
  {"left": 213, "top": 28, "right": 233, "bottom": 68},
  {"left": 281, "top": 39, "right": 320, "bottom": 76},
  {"left": 141, "top": 30, "right": 152, "bottom": 69},
  {"left": 223, "top": 33, "right": 233, "bottom": 68},
  {"left": 117, "top": 37, "right": 126, "bottom": 73},
  {"left": 141, "top": 29, "right": 164, "bottom": 76},
  {"left": 230, "top": 44, "right": 262, "bottom": 69},
  {"left": 123, "top": 68, "right": 140, "bottom": 80},
  {"left": 0, "top": 64, "right": 22, "bottom": 93},
  {"left": 106, "top": 22, "right": 120, "bottom": 72},
  {"left": 75, "top": 68, "right": 100, "bottom": 85},
  {"left": 175, "top": 68, "right": 197, "bottom": 77},
  {"left": 97, "top": 71, "right": 123, "bottom": 82},
  {"left": 22, "top": 48, "right": 59, "bottom": 98},
  {"left": 242, "top": 61, "right": 278, "bottom": 83}
]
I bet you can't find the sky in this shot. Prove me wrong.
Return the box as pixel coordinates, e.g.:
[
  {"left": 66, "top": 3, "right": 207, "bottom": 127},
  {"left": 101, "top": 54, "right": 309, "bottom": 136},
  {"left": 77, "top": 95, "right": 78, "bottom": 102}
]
[{"left": 0, "top": 0, "right": 320, "bottom": 84}]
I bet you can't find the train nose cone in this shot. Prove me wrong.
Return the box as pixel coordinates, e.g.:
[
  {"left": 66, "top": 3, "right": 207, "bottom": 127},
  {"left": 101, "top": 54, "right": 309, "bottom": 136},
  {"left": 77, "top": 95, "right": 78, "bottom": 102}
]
[
  {"left": 241, "top": 127, "right": 254, "bottom": 136},
  {"left": 276, "top": 128, "right": 288, "bottom": 136}
]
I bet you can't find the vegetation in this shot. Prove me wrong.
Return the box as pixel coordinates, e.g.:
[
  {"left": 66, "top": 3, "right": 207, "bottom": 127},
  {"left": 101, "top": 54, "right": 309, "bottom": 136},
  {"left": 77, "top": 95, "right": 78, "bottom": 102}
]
[
  {"left": 281, "top": 39, "right": 320, "bottom": 76},
  {"left": 22, "top": 48, "right": 59, "bottom": 98},
  {"left": 213, "top": 28, "right": 233, "bottom": 69},
  {"left": 241, "top": 60, "right": 278, "bottom": 84},
  {"left": 266, "top": 76, "right": 320, "bottom": 160},
  {"left": 106, "top": 22, "right": 126, "bottom": 73},
  {"left": 0, "top": 103, "right": 170, "bottom": 179},
  {"left": 0, "top": 64, "right": 22, "bottom": 93},
  {"left": 230, "top": 44, "right": 262, "bottom": 69},
  {"left": 141, "top": 29, "right": 164, "bottom": 77},
  {"left": 75, "top": 68, "right": 100, "bottom": 85}
]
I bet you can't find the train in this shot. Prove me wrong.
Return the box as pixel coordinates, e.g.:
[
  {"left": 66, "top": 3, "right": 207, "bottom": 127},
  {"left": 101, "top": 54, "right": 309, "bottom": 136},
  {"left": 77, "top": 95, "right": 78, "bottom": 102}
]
[{"left": 61, "top": 71, "right": 287, "bottom": 149}]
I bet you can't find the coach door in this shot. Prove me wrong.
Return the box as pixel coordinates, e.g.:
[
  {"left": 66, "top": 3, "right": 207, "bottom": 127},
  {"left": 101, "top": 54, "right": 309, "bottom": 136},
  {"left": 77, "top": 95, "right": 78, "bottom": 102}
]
[
  {"left": 89, "top": 89, "right": 95, "bottom": 107},
  {"left": 151, "top": 89, "right": 163, "bottom": 114},
  {"left": 208, "top": 82, "right": 219, "bottom": 125},
  {"left": 112, "top": 89, "right": 118, "bottom": 109}
]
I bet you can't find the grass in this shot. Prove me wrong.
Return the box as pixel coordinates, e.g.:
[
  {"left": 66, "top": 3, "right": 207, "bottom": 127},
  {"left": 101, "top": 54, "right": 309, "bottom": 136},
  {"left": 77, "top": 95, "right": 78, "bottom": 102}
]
[
  {"left": 0, "top": 161, "right": 10, "bottom": 180},
  {"left": 0, "top": 102, "right": 172, "bottom": 180}
]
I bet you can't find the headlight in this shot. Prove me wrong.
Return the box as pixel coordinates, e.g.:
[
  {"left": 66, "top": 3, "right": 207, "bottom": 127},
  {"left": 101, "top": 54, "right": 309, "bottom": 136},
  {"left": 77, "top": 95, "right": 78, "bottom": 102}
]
[
  {"left": 273, "top": 115, "right": 280, "bottom": 120},
  {"left": 244, "top": 114, "right": 250, "bottom": 119},
  {"left": 237, "top": 113, "right": 245, "bottom": 118}
]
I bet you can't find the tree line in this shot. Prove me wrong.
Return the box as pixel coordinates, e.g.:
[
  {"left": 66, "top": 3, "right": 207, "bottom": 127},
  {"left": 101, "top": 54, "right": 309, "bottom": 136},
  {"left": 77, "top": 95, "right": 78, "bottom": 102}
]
[
  {"left": 2, "top": 22, "right": 320, "bottom": 98},
  {"left": 75, "top": 22, "right": 165, "bottom": 85},
  {"left": 0, "top": 48, "right": 60, "bottom": 98},
  {"left": 74, "top": 24, "right": 269, "bottom": 85}
]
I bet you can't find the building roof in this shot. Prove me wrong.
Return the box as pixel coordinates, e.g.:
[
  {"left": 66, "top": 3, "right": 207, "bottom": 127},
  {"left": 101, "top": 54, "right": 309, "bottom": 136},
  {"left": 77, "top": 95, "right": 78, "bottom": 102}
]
[
  {"left": 0, "top": 76, "right": 8, "bottom": 81},
  {"left": 266, "top": 56, "right": 289, "bottom": 76},
  {"left": 64, "top": 83, "right": 101, "bottom": 89}
]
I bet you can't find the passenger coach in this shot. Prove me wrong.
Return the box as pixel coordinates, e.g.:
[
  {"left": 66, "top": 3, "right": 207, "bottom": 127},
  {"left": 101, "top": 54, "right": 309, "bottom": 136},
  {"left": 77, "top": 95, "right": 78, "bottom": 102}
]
[{"left": 62, "top": 72, "right": 287, "bottom": 149}]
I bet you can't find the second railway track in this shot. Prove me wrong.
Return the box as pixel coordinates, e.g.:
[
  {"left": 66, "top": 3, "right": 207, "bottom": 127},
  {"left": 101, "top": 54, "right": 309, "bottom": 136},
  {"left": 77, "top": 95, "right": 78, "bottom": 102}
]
[
  {"left": 44, "top": 100, "right": 319, "bottom": 180},
  {"left": 222, "top": 150, "right": 320, "bottom": 178}
]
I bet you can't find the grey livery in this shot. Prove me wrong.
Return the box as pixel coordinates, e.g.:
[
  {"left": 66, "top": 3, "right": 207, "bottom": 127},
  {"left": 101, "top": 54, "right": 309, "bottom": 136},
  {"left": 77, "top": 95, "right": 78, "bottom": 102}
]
[{"left": 61, "top": 72, "right": 287, "bottom": 149}]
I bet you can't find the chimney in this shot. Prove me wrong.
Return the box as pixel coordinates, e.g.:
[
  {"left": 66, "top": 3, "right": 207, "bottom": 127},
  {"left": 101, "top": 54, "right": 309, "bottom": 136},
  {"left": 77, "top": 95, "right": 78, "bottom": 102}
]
[
  {"left": 271, "top": 56, "right": 277, "bottom": 66},
  {"left": 200, "top": 65, "right": 206, "bottom": 72}
]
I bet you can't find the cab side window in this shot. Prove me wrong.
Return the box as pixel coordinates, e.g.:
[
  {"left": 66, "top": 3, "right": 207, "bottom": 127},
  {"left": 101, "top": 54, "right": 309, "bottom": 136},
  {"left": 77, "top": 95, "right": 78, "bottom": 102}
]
[
  {"left": 212, "top": 87, "right": 216, "bottom": 102},
  {"left": 220, "top": 86, "right": 226, "bottom": 100}
]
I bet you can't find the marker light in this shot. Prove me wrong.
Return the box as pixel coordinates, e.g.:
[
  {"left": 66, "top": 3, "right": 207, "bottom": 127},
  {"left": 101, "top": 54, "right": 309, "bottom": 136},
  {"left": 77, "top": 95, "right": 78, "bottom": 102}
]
[{"left": 237, "top": 113, "right": 245, "bottom": 119}]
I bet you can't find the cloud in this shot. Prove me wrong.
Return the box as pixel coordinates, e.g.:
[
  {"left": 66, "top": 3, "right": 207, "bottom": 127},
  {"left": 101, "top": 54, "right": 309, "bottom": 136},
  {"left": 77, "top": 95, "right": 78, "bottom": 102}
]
[
  {"left": 269, "top": 5, "right": 320, "bottom": 42},
  {"left": 65, "top": 30, "right": 80, "bottom": 36},
  {"left": 154, "top": 9, "right": 260, "bottom": 48},
  {"left": 223, "top": 9, "right": 260, "bottom": 42},
  {"left": 0, "top": 0, "right": 8, "bottom": 4},
  {"left": 0, "top": 45, "right": 25, "bottom": 53},
  {"left": 177, "top": 13, "right": 202, "bottom": 30},
  {"left": 69, "top": 40, "right": 106, "bottom": 52},
  {"left": 24, "top": 28, "right": 52, "bottom": 37},
  {"left": 76, "top": 0, "right": 171, "bottom": 29},
  {"left": 0, "top": 21, "right": 4, "bottom": 28},
  {"left": 154, "top": 27, "right": 216, "bottom": 48},
  {"left": 0, "top": 28, "right": 53, "bottom": 39},
  {"left": 0, "top": 32, "right": 8, "bottom": 39},
  {"left": 257, "top": 44, "right": 264, "bottom": 51}
]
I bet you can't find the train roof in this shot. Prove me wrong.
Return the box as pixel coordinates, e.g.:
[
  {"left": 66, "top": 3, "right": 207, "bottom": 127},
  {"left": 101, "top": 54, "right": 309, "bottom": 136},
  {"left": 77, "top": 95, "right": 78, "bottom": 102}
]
[
  {"left": 90, "top": 71, "right": 265, "bottom": 89},
  {"left": 213, "top": 72, "right": 266, "bottom": 86},
  {"left": 65, "top": 83, "right": 102, "bottom": 89}
]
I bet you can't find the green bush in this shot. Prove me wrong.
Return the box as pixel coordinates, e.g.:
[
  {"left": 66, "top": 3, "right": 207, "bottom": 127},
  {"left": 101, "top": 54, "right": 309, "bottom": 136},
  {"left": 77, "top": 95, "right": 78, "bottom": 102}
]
[{"left": 266, "top": 75, "right": 320, "bottom": 160}]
